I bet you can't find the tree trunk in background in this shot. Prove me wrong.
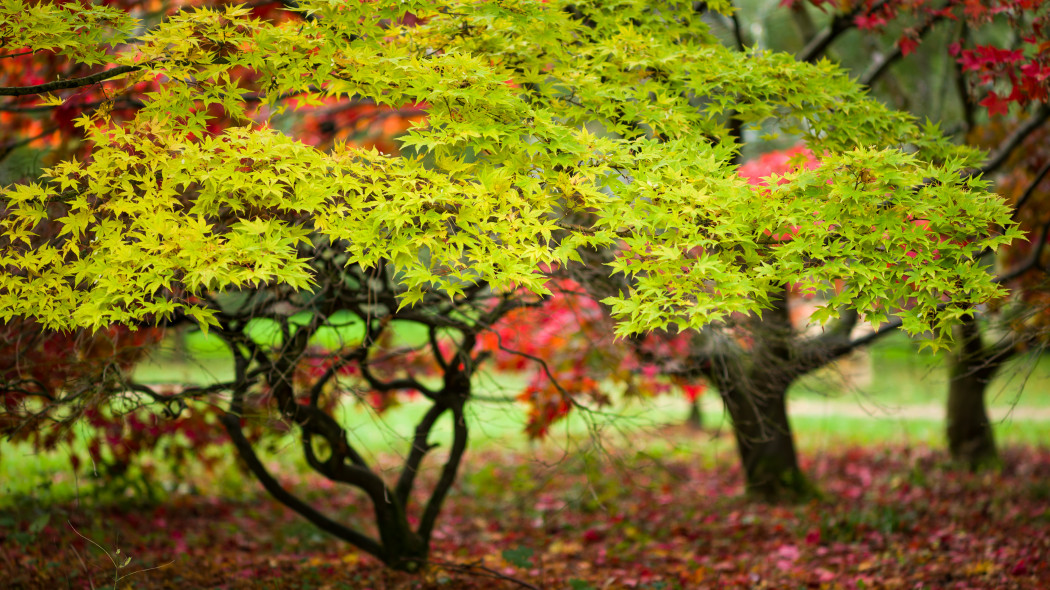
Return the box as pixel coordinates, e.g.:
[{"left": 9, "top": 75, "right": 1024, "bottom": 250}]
[
  {"left": 686, "top": 399, "right": 703, "bottom": 430},
  {"left": 719, "top": 378, "right": 816, "bottom": 503},
  {"left": 947, "top": 318, "right": 1004, "bottom": 471}
]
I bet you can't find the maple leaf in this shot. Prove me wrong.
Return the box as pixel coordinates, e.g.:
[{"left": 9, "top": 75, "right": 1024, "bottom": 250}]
[
  {"left": 979, "top": 91, "right": 1011, "bottom": 117},
  {"left": 898, "top": 35, "right": 919, "bottom": 57}
]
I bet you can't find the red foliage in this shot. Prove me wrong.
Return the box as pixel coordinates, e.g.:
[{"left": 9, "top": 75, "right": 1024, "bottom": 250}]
[
  {"left": 0, "top": 322, "right": 220, "bottom": 485},
  {"left": 799, "top": 0, "right": 1050, "bottom": 114}
]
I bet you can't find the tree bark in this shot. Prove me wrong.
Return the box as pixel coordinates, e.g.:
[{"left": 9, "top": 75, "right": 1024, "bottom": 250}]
[
  {"left": 947, "top": 318, "right": 1004, "bottom": 471},
  {"left": 719, "top": 378, "right": 816, "bottom": 503},
  {"left": 706, "top": 289, "right": 818, "bottom": 503}
]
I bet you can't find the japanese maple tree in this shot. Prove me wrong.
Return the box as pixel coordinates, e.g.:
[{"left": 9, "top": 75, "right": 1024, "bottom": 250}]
[
  {"left": 503, "top": 0, "right": 1050, "bottom": 498},
  {"left": 769, "top": 0, "right": 1050, "bottom": 470},
  {"left": 1, "top": 0, "right": 1020, "bottom": 567}
]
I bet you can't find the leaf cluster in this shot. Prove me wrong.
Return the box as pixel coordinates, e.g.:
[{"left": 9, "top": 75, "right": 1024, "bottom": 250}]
[{"left": 0, "top": 0, "right": 1023, "bottom": 341}]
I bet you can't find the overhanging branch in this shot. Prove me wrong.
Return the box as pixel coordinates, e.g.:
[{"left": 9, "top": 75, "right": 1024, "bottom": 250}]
[{"left": 0, "top": 65, "right": 140, "bottom": 96}]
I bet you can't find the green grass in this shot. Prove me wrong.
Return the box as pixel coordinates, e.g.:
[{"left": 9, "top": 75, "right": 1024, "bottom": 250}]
[
  {"left": 792, "top": 332, "right": 1050, "bottom": 409},
  {"left": 3, "top": 332, "right": 1048, "bottom": 508}
]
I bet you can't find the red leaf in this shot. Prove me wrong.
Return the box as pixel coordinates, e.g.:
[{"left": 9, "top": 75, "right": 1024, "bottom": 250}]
[
  {"left": 898, "top": 36, "right": 919, "bottom": 57},
  {"left": 582, "top": 528, "right": 604, "bottom": 544},
  {"left": 979, "top": 91, "right": 1010, "bottom": 117}
]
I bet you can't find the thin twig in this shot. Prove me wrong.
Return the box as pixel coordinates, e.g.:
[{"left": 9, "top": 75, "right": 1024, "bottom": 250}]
[
  {"left": 68, "top": 543, "right": 97, "bottom": 590},
  {"left": 859, "top": 14, "right": 947, "bottom": 87},
  {"left": 0, "top": 50, "right": 36, "bottom": 59},
  {"left": 979, "top": 104, "right": 1050, "bottom": 176},
  {"left": 429, "top": 558, "right": 543, "bottom": 590}
]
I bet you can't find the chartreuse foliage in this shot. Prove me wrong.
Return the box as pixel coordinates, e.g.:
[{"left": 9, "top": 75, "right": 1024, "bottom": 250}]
[
  {"left": 0, "top": 0, "right": 1022, "bottom": 341},
  {"left": 0, "top": 0, "right": 135, "bottom": 66}
]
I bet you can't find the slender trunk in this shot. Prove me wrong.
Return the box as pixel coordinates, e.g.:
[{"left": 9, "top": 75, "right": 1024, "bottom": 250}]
[
  {"left": 947, "top": 319, "right": 1003, "bottom": 471},
  {"left": 685, "top": 399, "right": 703, "bottom": 430},
  {"left": 720, "top": 379, "right": 815, "bottom": 503}
]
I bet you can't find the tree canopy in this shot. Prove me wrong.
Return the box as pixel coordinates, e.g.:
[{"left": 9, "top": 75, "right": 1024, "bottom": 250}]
[{"left": 0, "top": 0, "right": 1021, "bottom": 339}]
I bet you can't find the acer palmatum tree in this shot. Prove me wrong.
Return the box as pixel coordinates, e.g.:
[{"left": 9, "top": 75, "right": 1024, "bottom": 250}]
[
  {"left": 208, "top": 255, "right": 532, "bottom": 571},
  {"left": 0, "top": 0, "right": 434, "bottom": 496},
  {"left": 1, "top": 0, "right": 1020, "bottom": 559},
  {"left": 502, "top": 0, "right": 1048, "bottom": 501},
  {"left": 754, "top": 0, "right": 1050, "bottom": 471}
]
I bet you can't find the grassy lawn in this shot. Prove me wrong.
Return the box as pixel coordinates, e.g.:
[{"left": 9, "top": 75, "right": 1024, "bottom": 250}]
[
  {"left": 2, "top": 331, "right": 1049, "bottom": 588},
  {"left": 2, "top": 331, "right": 1048, "bottom": 508}
]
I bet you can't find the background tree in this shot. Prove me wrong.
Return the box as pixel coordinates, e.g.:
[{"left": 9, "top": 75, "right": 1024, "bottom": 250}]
[
  {"left": 504, "top": 0, "right": 1050, "bottom": 499},
  {"left": 1, "top": 0, "right": 1020, "bottom": 567},
  {"left": 746, "top": 0, "right": 1050, "bottom": 470}
]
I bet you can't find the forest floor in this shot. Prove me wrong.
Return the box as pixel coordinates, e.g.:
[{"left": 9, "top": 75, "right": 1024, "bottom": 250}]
[{"left": 2, "top": 431, "right": 1049, "bottom": 589}]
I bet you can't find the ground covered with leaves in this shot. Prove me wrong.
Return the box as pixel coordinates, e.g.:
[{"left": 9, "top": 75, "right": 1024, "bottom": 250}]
[{"left": 2, "top": 436, "right": 1049, "bottom": 589}]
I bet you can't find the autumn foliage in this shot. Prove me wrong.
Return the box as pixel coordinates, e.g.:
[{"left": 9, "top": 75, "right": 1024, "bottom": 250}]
[{"left": 0, "top": 0, "right": 1043, "bottom": 582}]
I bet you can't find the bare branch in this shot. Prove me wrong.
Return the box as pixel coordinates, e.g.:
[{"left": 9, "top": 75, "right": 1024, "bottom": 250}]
[
  {"left": 1012, "top": 159, "right": 1050, "bottom": 216},
  {"left": 418, "top": 402, "right": 469, "bottom": 544},
  {"left": 0, "top": 65, "right": 139, "bottom": 96},
  {"left": 395, "top": 402, "right": 446, "bottom": 507},
  {"left": 799, "top": 1, "right": 888, "bottom": 63},
  {"left": 995, "top": 219, "right": 1050, "bottom": 284},
  {"left": 220, "top": 412, "right": 385, "bottom": 558},
  {"left": 860, "top": 14, "right": 947, "bottom": 87},
  {"left": 428, "top": 558, "right": 542, "bottom": 590},
  {"left": 0, "top": 50, "right": 35, "bottom": 60},
  {"left": 979, "top": 104, "right": 1050, "bottom": 176}
]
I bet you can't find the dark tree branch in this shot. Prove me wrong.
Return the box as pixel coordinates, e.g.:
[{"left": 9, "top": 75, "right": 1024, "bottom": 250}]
[
  {"left": 418, "top": 401, "right": 468, "bottom": 543},
  {"left": 729, "top": 6, "right": 747, "bottom": 51},
  {"left": 307, "top": 347, "right": 365, "bottom": 408},
  {"left": 796, "top": 307, "right": 859, "bottom": 375},
  {"left": 995, "top": 219, "right": 1050, "bottom": 284},
  {"left": 844, "top": 317, "right": 903, "bottom": 352},
  {"left": 859, "top": 14, "right": 947, "bottom": 87},
  {"left": 952, "top": 314, "right": 1017, "bottom": 380},
  {"left": 0, "top": 50, "right": 35, "bottom": 60},
  {"left": 235, "top": 329, "right": 373, "bottom": 471},
  {"left": 220, "top": 413, "right": 386, "bottom": 558},
  {"left": 395, "top": 402, "right": 446, "bottom": 507},
  {"left": 799, "top": 1, "right": 887, "bottom": 63},
  {"left": 979, "top": 104, "right": 1050, "bottom": 176},
  {"left": 428, "top": 325, "right": 449, "bottom": 371},
  {"left": 218, "top": 346, "right": 386, "bottom": 560},
  {"left": 0, "top": 97, "right": 142, "bottom": 113},
  {"left": 1012, "top": 159, "right": 1050, "bottom": 216},
  {"left": 0, "top": 65, "right": 140, "bottom": 96},
  {"left": 953, "top": 23, "right": 976, "bottom": 134},
  {"left": 358, "top": 357, "right": 438, "bottom": 398}
]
